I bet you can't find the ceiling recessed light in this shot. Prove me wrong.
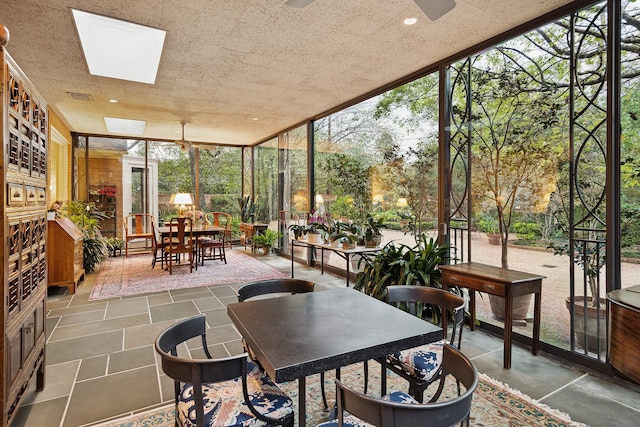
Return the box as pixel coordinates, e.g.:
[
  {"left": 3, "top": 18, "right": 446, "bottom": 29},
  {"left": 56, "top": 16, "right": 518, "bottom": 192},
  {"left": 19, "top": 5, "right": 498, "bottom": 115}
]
[
  {"left": 252, "top": 117, "right": 259, "bottom": 121},
  {"left": 104, "top": 117, "right": 146, "bottom": 135},
  {"left": 404, "top": 17, "right": 418, "bottom": 25},
  {"left": 108, "top": 99, "right": 119, "bottom": 103},
  {"left": 72, "top": 9, "right": 166, "bottom": 84}
]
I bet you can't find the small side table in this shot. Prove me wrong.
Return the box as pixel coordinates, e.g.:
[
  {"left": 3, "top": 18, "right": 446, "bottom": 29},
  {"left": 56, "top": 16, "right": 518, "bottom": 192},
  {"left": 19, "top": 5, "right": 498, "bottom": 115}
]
[{"left": 439, "top": 262, "right": 545, "bottom": 369}]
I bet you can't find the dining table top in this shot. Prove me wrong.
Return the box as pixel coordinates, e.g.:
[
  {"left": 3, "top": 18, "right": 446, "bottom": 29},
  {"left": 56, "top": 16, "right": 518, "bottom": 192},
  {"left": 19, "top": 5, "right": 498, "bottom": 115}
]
[{"left": 227, "top": 287, "right": 442, "bottom": 383}]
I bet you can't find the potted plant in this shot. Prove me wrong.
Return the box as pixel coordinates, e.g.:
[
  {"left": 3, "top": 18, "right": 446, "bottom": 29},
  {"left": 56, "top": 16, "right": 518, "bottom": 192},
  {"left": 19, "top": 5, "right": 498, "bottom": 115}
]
[
  {"left": 550, "top": 240, "right": 606, "bottom": 353},
  {"left": 363, "top": 214, "right": 384, "bottom": 248},
  {"left": 60, "top": 200, "right": 110, "bottom": 272},
  {"left": 105, "top": 237, "right": 125, "bottom": 257},
  {"left": 252, "top": 229, "right": 282, "bottom": 254},
  {"left": 335, "top": 222, "right": 361, "bottom": 250},
  {"left": 354, "top": 234, "right": 453, "bottom": 301},
  {"left": 307, "top": 209, "right": 328, "bottom": 244},
  {"left": 477, "top": 217, "right": 500, "bottom": 245},
  {"left": 288, "top": 223, "right": 308, "bottom": 241}
]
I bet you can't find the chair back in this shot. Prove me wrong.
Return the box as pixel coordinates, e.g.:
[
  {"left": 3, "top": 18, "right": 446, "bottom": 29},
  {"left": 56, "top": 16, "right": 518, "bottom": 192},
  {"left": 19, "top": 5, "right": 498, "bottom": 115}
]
[
  {"left": 124, "top": 213, "right": 154, "bottom": 236},
  {"left": 386, "top": 285, "right": 465, "bottom": 347},
  {"left": 237, "top": 278, "right": 315, "bottom": 302},
  {"left": 155, "top": 314, "right": 293, "bottom": 427},
  {"left": 155, "top": 315, "right": 246, "bottom": 426},
  {"left": 335, "top": 344, "right": 478, "bottom": 427},
  {"left": 167, "top": 217, "right": 194, "bottom": 254}
]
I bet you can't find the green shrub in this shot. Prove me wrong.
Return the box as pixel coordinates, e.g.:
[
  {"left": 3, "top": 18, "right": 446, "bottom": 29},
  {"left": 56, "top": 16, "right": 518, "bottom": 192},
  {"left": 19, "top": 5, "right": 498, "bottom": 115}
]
[{"left": 512, "top": 222, "right": 540, "bottom": 240}]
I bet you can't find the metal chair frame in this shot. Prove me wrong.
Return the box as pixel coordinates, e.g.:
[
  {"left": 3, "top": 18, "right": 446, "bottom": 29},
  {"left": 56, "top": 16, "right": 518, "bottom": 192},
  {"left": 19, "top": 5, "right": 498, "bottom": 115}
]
[
  {"left": 155, "top": 314, "right": 294, "bottom": 427},
  {"left": 334, "top": 344, "right": 477, "bottom": 427}
]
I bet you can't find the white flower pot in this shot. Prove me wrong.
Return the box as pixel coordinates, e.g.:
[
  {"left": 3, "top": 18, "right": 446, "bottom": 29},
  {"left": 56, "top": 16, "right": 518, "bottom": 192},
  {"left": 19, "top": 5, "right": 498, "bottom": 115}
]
[{"left": 308, "top": 233, "right": 322, "bottom": 244}]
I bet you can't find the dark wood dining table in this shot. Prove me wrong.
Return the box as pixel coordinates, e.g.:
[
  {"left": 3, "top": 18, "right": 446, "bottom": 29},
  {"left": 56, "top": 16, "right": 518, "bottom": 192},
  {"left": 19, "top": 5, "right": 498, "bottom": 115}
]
[
  {"left": 157, "top": 224, "right": 225, "bottom": 240},
  {"left": 227, "top": 287, "right": 442, "bottom": 426}
]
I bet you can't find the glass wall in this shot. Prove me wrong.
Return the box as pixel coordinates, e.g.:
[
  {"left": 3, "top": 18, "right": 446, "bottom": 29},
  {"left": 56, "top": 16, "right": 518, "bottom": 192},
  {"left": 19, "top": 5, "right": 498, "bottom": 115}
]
[
  {"left": 280, "top": 125, "right": 308, "bottom": 259},
  {"left": 253, "top": 137, "right": 279, "bottom": 226}
]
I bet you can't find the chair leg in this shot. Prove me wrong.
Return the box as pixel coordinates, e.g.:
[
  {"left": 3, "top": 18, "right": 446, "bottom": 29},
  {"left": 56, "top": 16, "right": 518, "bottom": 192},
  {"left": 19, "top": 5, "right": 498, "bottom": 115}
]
[{"left": 364, "top": 359, "right": 369, "bottom": 394}]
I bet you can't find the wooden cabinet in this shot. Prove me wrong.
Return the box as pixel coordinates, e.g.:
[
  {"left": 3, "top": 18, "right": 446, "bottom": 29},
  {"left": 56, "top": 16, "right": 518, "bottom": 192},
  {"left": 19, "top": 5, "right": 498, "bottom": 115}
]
[
  {"left": 47, "top": 218, "right": 85, "bottom": 294},
  {"left": 608, "top": 286, "right": 640, "bottom": 384},
  {"left": 2, "top": 50, "right": 47, "bottom": 426}
]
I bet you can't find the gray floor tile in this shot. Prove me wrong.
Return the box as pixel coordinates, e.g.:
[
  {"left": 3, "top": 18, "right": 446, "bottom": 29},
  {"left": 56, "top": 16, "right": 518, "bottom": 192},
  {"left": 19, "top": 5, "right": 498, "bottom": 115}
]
[
  {"left": 23, "top": 360, "right": 80, "bottom": 404},
  {"left": 49, "top": 313, "right": 150, "bottom": 341},
  {"left": 124, "top": 319, "right": 176, "bottom": 349},
  {"left": 105, "top": 297, "right": 150, "bottom": 319},
  {"left": 77, "top": 354, "right": 108, "bottom": 380},
  {"left": 48, "top": 301, "right": 108, "bottom": 318},
  {"left": 108, "top": 345, "right": 156, "bottom": 374},
  {"left": 193, "top": 296, "right": 225, "bottom": 312},
  {"left": 13, "top": 396, "right": 68, "bottom": 427},
  {"left": 57, "top": 309, "right": 106, "bottom": 326},
  {"left": 47, "top": 330, "right": 124, "bottom": 365},
  {"left": 471, "top": 344, "right": 584, "bottom": 399},
  {"left": 64, "top": 366, "right": 161, "bottom": 427},
  {"left": 544, "top": 377, "right": 640, "bottom": 427},
  {"left": 208, "top": 284, "right": 238, "bottom": 298},
  {"left": 203, "top": 324, "right": 241, "bottom": 346},
  {"left": 147, "top": 292, "right": 173, "bottom": 306},
  {"left": 201, "top": 307, "right": 233, "bottom": 326},
  {"left": 149, "top": 300, "right": 199, "bottom": 322},
  {"left": 171, "top": 287, "right": 215, "bottom": 302}
]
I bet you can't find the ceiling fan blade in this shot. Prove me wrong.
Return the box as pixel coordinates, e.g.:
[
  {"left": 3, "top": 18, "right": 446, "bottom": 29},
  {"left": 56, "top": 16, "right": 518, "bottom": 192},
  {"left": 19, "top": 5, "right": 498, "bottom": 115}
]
[
  {"left": 284, "top": 0, "right": 316, "bottom": 8},
  {"left": 414, "top": 0, "right": 456, "bottom": 21}
]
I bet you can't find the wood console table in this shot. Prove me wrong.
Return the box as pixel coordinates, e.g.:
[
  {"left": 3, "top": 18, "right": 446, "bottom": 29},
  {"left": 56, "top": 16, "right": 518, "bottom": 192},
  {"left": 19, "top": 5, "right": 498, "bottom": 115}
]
[
  {"left": 608, "top": 285, "right": 640, "bottom": 384},
  {"left": 439, "top": 262, "right": 545, "bottom": 368}
]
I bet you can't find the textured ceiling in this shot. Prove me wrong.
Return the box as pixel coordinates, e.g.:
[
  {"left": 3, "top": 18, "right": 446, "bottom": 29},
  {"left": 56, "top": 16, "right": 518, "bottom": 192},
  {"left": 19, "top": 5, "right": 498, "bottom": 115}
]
[{"left": 0, "top": 0, "right": 577, "bottom": 146}]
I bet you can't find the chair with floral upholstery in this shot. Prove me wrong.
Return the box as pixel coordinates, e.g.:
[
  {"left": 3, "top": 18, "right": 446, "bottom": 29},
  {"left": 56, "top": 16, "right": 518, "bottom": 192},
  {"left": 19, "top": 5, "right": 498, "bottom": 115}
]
[
  {"left": 365, "top": 285, "right": 465, "bottom": 403},
  {"left": 317, "top": 344, "right": 478, "bottom": 427},
  {"left": 155, "top": 314, "right": 294, "bottom": 427}
]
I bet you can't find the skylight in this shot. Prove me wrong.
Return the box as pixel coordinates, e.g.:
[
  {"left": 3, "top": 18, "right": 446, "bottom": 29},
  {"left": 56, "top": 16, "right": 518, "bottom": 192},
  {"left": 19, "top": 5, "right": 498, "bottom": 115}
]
[
  {"left": 71, "top": 9, "right": 166, "bottom": 84},
  {"left": 104, "top": 117, "right": 146, "bottom": 135}
]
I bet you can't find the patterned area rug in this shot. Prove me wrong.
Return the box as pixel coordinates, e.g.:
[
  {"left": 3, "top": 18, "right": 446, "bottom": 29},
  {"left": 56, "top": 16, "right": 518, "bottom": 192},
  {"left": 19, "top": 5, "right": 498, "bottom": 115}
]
[
  {"left": 89, "top": 250, "right": 288, "bottom": 300},
  {"left": 90, "top": 362, "right": 588, "bottom": 427}
]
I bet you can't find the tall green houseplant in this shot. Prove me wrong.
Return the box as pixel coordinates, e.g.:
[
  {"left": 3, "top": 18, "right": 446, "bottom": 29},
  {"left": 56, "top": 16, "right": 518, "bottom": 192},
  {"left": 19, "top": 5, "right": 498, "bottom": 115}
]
[
  {"left": 354, "top": 234, "right": 453, "bottom": 301},
  {"left": 60, "top": 201, "right": 110, "bottom": 273}
]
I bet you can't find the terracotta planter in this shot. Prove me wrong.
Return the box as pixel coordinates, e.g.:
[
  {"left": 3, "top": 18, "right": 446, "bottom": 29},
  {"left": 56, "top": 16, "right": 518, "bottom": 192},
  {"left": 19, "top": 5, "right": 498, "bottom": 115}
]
[
  {"left": 488, "top": 293, "right": 532, "bottom": 321},
  {"left": 565, "top": 296, "right": 607, "bottom": 354},
  {"left": 364, "top": 235, "right": 382, "bottom": 248},
  {"left": 487, "top": 233, "right": 501, "bottom": 245}
]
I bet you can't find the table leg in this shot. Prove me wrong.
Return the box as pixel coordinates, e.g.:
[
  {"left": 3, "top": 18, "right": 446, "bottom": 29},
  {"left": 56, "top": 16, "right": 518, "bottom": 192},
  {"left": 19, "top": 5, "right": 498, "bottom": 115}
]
[
  {"left": 503, "top": 293, "right": 513, "bottom": 369},
  {"left": 532, "top": 291, "right": 541, "bottom": 355},
  {"left": 298, "top": 376, "right": 306, "bottom": 427},
  {"left": 345, "top": 253, "right": 350, "bottom": 287},
  {"left": 469, "top": 290, "right": 477, "bottom": 331},
  {"left": 291, "top": 240, "right": 295, "bottom": 278},
  {"left": 321, "top": 247, "right": 325, "bottom": 275}
]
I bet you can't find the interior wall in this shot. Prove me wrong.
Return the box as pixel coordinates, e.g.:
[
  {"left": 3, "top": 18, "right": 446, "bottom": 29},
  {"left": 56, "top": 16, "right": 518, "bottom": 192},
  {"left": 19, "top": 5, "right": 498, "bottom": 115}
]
[{"left": 48, "top": 110, "right": 71, "bottom": 206}]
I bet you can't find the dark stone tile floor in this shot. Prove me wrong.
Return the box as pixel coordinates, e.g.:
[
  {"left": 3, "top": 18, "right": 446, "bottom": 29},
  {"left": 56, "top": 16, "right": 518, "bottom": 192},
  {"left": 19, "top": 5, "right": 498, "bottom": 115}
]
[{"left": 12, "top": 251, "right": 640, "bottom": 426}]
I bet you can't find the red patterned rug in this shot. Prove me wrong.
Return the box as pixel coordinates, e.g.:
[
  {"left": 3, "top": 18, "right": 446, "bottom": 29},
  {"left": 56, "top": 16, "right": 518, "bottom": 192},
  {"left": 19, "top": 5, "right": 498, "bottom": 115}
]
[{"left": 89, "top": 250, "right": 288, "bottom": 300}]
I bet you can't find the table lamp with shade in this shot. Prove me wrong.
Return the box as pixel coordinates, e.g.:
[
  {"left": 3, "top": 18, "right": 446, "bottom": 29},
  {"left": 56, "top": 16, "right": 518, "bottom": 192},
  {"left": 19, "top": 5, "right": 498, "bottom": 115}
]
[{"left": 173, "top": 193, "right": 193, "bottom": 216}]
